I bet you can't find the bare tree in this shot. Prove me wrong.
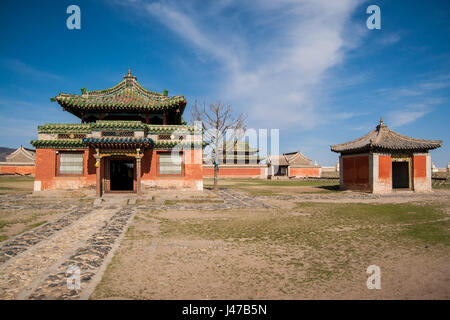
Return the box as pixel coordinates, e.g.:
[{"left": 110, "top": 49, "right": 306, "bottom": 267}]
[{"left": 191, "top": 100, "right": 247, "bottom": 190}]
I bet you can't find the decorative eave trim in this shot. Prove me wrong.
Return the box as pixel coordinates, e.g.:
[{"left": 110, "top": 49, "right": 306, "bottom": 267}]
[
  {"left": 38, "top": 124, "right": 92, "bottom": 134},
  {"left": 333, "top": 145, "right": 439, "bottom": 155},
  {"left": 90, "top": 121, "right": 147, "bottom": 130},
  {"left": 30, "top": 139, "right": 87, "bottom": 149},
  {"left": 36, "top": 122, "right": 201, "bottom": 134},
  {"left": 82, "top": 137, "right": 153, "bottom": 149},
  {"left": 153, "top": 141, "right": 204, "bottom": 150}
]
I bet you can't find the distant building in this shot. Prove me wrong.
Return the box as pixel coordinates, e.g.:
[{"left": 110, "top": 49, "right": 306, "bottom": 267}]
[
  {"left": 0, "top": 146, "right": 36, "bottom": 176},
  {"left": 203, "top": 141, "right": 267, "bottom": 178},
  {"left": 267, "top": 151, "right": 321, "bottom": 178},
  {"left": 220, "top": 141, "right": 262, "bottom": 164},
  {"left": 330, "top": 118, "right": 442, "bottom": 193}
]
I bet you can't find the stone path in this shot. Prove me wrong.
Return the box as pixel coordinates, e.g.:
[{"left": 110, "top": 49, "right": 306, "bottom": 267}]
[
  {"left": 136, "top": 188, "right": 273, "bottom": 211},
  {"left": 0, "top": 189, "right": 270, "bottom": 299},
  {"left": 0, "top": 203, "right": 135, "bottom": 300},
  {"left": 217, "top": 188, "right": 274, "bottom": 208},
  {"left": 0, "top": 207, "right": 90, "bottom": 264}
]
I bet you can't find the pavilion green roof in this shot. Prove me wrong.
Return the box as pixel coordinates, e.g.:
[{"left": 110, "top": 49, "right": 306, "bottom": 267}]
[
  {"left": 52, "top": 72, "right": 186, "bottom": 118},
  {"left": 90, "top": 120, "right": 147, "bottom": 130},
  {"left": 38, "top": 123, "right": 92, "bottom": 133},
  {"left": 30, "top": 139, "right": 86, "bottom": 149},
  {"left": 37, "top": 121, "right": 200, "bottom": 134},
  {"left": 30, "top": 139, "right": 204, "bottom": 150}
]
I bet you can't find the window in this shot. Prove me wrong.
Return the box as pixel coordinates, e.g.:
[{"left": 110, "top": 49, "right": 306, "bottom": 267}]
[
  {"left": 59, "top": 152, "right": 84, "bottom": 175},
  {"left": 158, "top": 152, "right": 183, "bottom": 175}
]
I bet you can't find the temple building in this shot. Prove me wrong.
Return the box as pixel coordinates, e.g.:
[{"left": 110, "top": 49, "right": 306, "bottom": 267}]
[
  {"left": 330, "top": 118, "right": 442, "bottom": 193},
  {"left": 220, "top": 141, "right": 262, "bottom": 164},
  {"left": 267, "top": 151, "right": 321, "bottom": 178},
  {"left": 202, "top": 141, "right": 266, "bottom": 178},
  {"left": 31, "top": 70, "right": 203, "bottom": 196},
  {"left": 0, "top": 146, "right": 36, "bottom": 176}
]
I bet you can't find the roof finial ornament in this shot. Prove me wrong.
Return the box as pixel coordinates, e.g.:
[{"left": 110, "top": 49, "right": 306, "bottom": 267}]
[
  {"left": 380, "top": 116, "right": 383, "bottom": 125},
  {"left": 128, "top": 67, "right": 131, "bottom": 77}
]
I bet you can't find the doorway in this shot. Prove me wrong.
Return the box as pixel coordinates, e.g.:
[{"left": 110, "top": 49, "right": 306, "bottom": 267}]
[
  {"left": 110, "top": 160, "right": 135, "bottom": 191},
  {"left": 275, "top": 166, "right": 288, "bottom": 176},
  {"left": 392, "top": 161, "right": 409, "bottom": 189}
]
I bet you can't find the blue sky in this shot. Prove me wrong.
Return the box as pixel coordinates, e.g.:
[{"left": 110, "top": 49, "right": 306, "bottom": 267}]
[{"left": 0, "top": 0, "right": 449, "bottom": 166}]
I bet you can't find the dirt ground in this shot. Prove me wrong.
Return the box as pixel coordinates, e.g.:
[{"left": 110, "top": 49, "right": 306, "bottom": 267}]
[
  {"left": 1, "top": 176, "right": 449, "bottom": 299},
  {"left": 92, "top": 186, "right": 450, "bottom": 300}
]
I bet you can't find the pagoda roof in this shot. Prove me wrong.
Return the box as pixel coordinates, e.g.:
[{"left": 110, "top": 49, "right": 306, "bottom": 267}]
[
  {"left": 53, "top": 70, "right": 186, "bottom": 117},
  {"left": 330, "top": 118, "right": 442, "bottom": 154}
]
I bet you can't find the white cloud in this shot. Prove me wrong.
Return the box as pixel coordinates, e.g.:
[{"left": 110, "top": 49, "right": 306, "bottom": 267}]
[
  {"left": 112, "top": 0, "right": 364, "bottom": 129},
  {"left": 1, "top": 58, "right": 62, "bottom": 80},
  {"left": 378, "top": 78, "right": 447, "bottom": 127},
  {"left": 388, "top": 110, "right": 431, "bottom": 127}
]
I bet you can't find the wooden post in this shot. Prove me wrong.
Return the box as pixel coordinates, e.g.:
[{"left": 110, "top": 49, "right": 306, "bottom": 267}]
[
  {"left": 136, "top": 148, "right": 142, "bottom": 196},
  {"left": 94, "top": 149, "right": 102, "bottom": 197},
  {"left": 145, "top": 114, "right": 150, "bottom": 124},
  {"left": 163, "top": 113, "right": 167, "bottom": 125}
]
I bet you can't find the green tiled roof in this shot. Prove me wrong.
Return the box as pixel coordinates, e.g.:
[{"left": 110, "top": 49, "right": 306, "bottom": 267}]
[
  {"left": 90, "top": 120, "right": 147, "bottom": 130},
  {"left": 153, "top": 141, "right": 205, "bottom": 149},
  {"left": 29, "top": 139, "right": 204, "bottom": 149},
  {"left": 146, "top": 125, "right": 200, "bottom": 134},
  {"left": 38, "top": 123, "right": 92, "bottom": 133},
  {"left": 53, "top": 74, "right": 186, "bottom": 114},
  {"left": 37, "top": 121, "right": 200, "bottom": 134},
  {"left": 30, "top": 139, "right": 86, "bottom": 148}
]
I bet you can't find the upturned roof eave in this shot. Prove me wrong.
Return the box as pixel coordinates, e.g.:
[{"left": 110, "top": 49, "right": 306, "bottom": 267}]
[
  {"left": 330, "top": 143, "right": 442, "bottom": 154},
  {"left": 330, "top": 121, "right": 442, "bottom": 154}
]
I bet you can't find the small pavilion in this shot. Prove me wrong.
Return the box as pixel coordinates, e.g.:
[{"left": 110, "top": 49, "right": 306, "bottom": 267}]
[{"left": 330, "top": 118, "right": 442, "bottom": 193}]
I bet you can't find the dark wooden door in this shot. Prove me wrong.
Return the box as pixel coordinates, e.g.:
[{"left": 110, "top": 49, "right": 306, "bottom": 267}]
[{"left": 392, "top": 161, "right": 409, "bottom": 189}]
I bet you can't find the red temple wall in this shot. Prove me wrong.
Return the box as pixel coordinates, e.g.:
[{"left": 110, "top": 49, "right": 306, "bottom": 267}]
[
  {"left": 413, "top": 155, "right": 427, "bottom": 178},
  {"left": 35, "top": 148, "right": 95, "bottom": 190},
  {"left": 202, "top": 166, "right": 265, "bottom": 178},
  {"left": 35, "top": 148, "right": 204, "bottom": 191},
  {"left": 378, "top": 155, "right": 391, "bottom": 181},
  {"left": 141, "top": 149, "right": 203, "bottom": 190},
  {"left": 289, "top": 167, "right": 321, "bottom": 177},
  {"left": 341, "top": 155, "right": 370, "bottom": 191},
  {"left": 0, "top": 165, "right": 35, "bottom": 176},
  {"left": 413, "top": 154, "right": 431, "bottom": 192}
]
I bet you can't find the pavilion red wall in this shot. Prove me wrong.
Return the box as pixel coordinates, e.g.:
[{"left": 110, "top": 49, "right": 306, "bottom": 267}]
[
  {"left": 413, "top": 155, "right": 427, "bottom": 178},
  {"left": 341, "top": 155, "right": 370, "bottom": 191},
  {"left": 413, "top": 154, "right": 431, "bottom": 192},
  {"left": 35, "top": 148, "right": 203, "bottom": 192},
  {"left": 141, "top": 149, "right": 203, "bottom": 190},
  {"left": 34, "top": 148, "right": 95, "bottom": 191}
]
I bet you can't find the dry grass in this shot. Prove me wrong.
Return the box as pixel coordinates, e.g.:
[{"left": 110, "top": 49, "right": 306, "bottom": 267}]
[
  {"left": 92, "top": 200, "right": 450, "bottom": 299},
  {"left": 0, "top": 176, "right": 34, "bottom": 195},
  {"left": 203, "top": 178, "right": 340, "bottom": 195}
]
